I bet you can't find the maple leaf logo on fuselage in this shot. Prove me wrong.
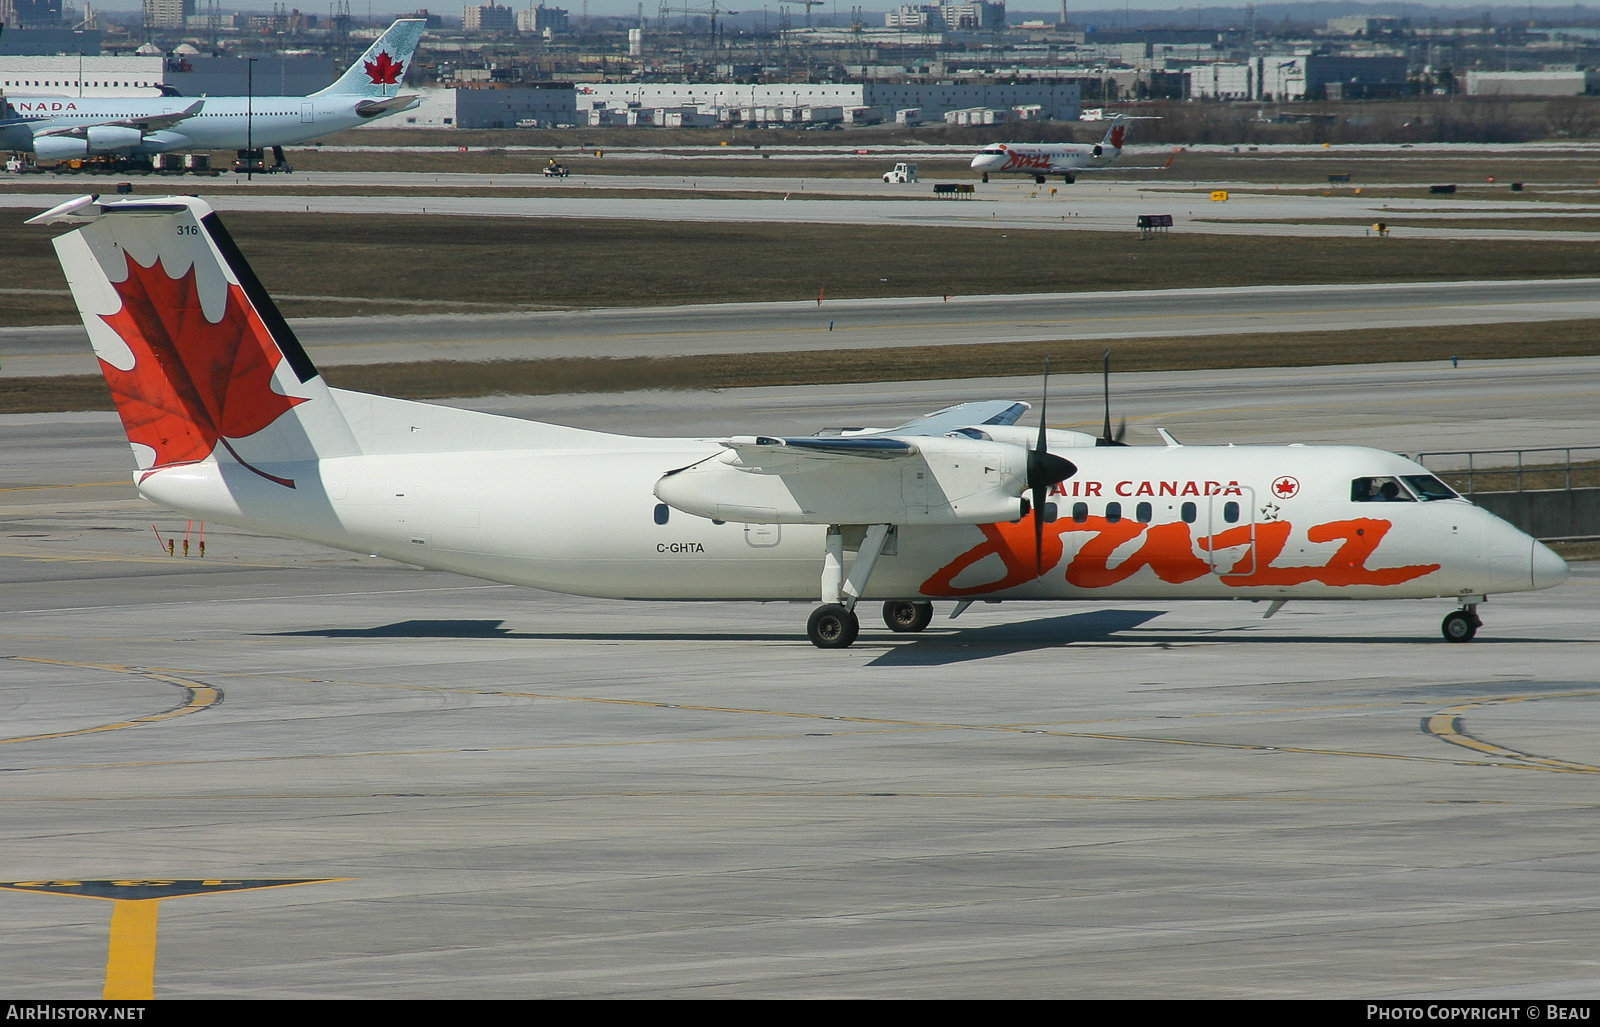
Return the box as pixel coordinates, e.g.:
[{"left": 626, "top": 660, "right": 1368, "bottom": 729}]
[
  {"left": 98, "top": 251, "right": 305, "bottom": 487},
  {"left": 364, "top": 51, "right": 404, "bottom": 85}
]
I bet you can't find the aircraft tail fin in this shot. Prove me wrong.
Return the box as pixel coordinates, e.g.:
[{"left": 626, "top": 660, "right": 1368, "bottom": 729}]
[
  {"left": 1102, "top": 116, "right": 1132, "bottom": 152},
  {"left": 314, "top": 18, "right": 425, "bottom": 98},
  {"left": 34, "top": 195, "right": 360, "bottom": 485}
]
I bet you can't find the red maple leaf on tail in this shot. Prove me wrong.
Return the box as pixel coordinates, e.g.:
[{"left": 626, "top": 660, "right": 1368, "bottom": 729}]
[
  {"left": 98, "top": 252, "right": 305, "bottom": 487},
  {"left": 364, "top": 51, "right": 403, "bottom": 85}
]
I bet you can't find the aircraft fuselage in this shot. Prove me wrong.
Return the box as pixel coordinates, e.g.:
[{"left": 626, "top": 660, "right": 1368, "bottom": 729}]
[{"left": 135, "top": 413, "right": 1564, "bottom": 605}]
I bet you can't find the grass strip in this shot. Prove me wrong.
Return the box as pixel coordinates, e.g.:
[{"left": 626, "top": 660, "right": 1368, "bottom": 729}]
[
  {"left": 8, "top": 318, "right": 1598, "bottom": 414},
  {"left": 10, "top": 211, "right": 1600, "bottom": 326}
]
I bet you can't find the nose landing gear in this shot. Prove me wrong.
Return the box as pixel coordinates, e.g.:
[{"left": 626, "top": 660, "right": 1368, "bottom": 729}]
[
  {"left": 807, "top": 603, "right": 860, "bottom": 648},
  {"left": 1442, "top": 604, "right": 1482, "bottom": 643}
]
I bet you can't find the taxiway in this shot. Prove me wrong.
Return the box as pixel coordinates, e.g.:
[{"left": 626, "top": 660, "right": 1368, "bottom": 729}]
[{"left": 2, "top": 359, "right": 1599, "bottom": 997}]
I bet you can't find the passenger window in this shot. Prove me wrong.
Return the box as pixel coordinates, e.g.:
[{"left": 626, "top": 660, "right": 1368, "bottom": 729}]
[
  {"left": 1072, "top": 502, "right": 1088, "bottom": 523},
  {"left": 1106, "top": 502, "right": 1122, "bottom": 523},
  {"left": 1136, "top": 502, "right": 1152, "bottom": 523},
  {"left": 1181, "top": 501, "right": 1197, "bottom": 523},
  {"left": 1043, "top": 502, "right": 1058, "bottom": 523},
  {"left": 1403, "top": 475, "right": 1458, "bottom": 501},
  {"left": 1223, "top": 501, "right": 1240, "bottom": 523},
  {"left": 653, "top": 503, "right": 670, "bottom": 525},
  {"left": 1351, "top": 476, "right": 1416, "bottom": 502}
]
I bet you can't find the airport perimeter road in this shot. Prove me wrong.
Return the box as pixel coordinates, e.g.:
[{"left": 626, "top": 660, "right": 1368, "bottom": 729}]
[
  {"left": 4, "top": 359, "right": 1598, "bottom": 997},
  {"left": 6, "top": 278, "right": 1599, "bottom": 378}
]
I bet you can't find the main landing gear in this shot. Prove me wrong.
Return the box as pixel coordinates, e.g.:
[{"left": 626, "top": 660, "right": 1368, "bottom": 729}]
[
  {"left": 1442, "top": 603, "right": 1483, "bottom": 643},
  {"left": 805, "top": 524, "right": 934, "bottom": 648}
]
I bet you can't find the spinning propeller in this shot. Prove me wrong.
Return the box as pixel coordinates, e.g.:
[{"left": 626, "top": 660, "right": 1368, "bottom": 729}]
[
  {"left": 1096, "top": 347, "right": 1128, "bottom": 447},
  {"left": 1026, "top": 357, "right": 1077, "bottom": 574}
]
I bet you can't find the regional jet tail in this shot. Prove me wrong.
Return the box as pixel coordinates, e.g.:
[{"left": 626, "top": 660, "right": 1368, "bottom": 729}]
[
  {"left": 0, "top": 19, "right": 425, "bottom": 163},
  {"left": 970, "top": 115, "right": 1172, "bottom": 184}
]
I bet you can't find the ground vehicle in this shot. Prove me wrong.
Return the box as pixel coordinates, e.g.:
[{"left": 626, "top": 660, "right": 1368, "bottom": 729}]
[
  {"left": 543, "top": 161, "right": 570, "bottom": 177},
  {"left": 882, "top": 162, "right": 918, "bottom": 183}
]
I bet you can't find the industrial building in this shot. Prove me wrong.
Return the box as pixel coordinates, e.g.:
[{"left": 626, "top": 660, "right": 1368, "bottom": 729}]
[
  {"left": 1463, "top": 71, "right": 1598, "bottom": 96},
  {"left": 0, "top": 53, "right": 337, "bottom": 97},
  {"left": 574, "top": 81, "right": 1079, "bottom": 123},
  {"left": 381, "top": 84, "right": 579, "bottom": 128},
  {"left": 1189, "top": 54, "right": 1409, "bottom": 101}
]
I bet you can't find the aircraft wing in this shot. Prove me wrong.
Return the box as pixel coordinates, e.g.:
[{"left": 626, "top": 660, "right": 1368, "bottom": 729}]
[
  {"left": 720, "top": 434, "right": 917, "bottom": 473},
  {"left": 30, "top": 99, "right": 204, "bottom": 138},
  {"left": 878, "top": 400, "right": 1030, "bottom": 437}
]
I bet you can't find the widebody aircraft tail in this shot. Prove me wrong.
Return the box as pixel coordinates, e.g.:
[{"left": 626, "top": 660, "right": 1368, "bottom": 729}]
[
  {"left": 314, "top": 18, "right": 425, "bottom": 98},
  {"left": 34, "top": 194, "right": 360, "bottom": 486}
]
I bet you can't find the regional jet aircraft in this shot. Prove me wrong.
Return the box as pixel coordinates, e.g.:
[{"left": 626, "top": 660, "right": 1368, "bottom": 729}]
[
  {"left": 970, "top": 115, "right": 1173, "bottom": 183},
  {"left": 34, "top": 195, "right": 1569, "bottom": 647},
  {"left": 0, "top": 19, "right": 423, "bottom": 163}
]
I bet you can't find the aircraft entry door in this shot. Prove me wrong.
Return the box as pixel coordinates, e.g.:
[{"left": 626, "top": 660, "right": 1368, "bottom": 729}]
[{"left": 300, "top": 101, "right": 315, "bottom": 124}]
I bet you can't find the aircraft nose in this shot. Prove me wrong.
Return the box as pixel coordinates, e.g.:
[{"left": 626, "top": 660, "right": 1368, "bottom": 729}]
[
  {"left": 1532, "top": 540, "right": 1570, "bottom": 590},
  {"left": 971, "top": 154, "right": 999, "bottom": 170}
]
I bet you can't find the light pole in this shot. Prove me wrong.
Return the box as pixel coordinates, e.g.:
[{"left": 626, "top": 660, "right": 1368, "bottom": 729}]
[{"left": 246, "top": 56, "right": 256, "bottom": 180}]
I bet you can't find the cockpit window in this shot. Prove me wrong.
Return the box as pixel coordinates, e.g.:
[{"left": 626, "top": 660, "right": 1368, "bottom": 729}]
[
  {"left": 1351, "top": 476, "right": 1416, "bottom": 502},
  {"left": 979, "top": 146, "right": 1005, "bottom": 154},
  {"left": 1402, "top": 475, "right": 1458, "bottom": 501}
]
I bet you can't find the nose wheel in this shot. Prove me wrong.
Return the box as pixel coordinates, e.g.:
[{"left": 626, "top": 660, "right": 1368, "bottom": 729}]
[{"left": 1442, "top": 608, "right": 1481, "bottom": 643}]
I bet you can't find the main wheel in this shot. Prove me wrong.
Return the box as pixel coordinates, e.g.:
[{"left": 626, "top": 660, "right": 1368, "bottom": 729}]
[
  {"left": 882, "top": 600, "right": 934, "bottom": 633},
  {"left": 1034, "top": 174, "right": 1046, "bottom": 184},
  {"left": 807, "top": 604, "right": 859, "bottom": 649},
  {"left": 1442, "top": 610, "right": 1479, "bottom": 643}
]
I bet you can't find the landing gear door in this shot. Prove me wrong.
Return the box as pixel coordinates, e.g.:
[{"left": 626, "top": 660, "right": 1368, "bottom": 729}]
[{"left": 1207, "top": 487, "right": 1256, "bottom": 576}]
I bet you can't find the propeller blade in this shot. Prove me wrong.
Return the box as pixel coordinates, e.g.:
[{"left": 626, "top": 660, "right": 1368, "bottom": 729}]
[
  {"left": 1036, "top": 355, "right": 1049, "bottom": 572},
  {"left": 1101, "top": 348, "right": 1113, "bottom": 443},
  {"left": 1025, "top": 449, "right": 1076, "bottom": 573},
  {"left": 1037, "top": 356, "right": 1050, "bottom": 455},
  {"left": 1095, "top": 348, "right": 1129, "bottom": 447}
]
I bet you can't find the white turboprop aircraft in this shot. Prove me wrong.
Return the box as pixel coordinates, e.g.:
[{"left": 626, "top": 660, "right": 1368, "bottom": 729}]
[
  {"left": 0, "top": 20, "right": 424, "bottom": 163},
  {"left": 35, "top": 195, "right": 1569, "bottom": 647},
  {"left": 970, "top": 114, "right": 1173, "bottom": 184}
]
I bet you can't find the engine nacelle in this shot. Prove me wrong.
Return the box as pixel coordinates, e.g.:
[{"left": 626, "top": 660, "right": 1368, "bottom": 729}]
[
  {"left": 32, "top": 135, "right": 89, "bottom": 161},
  {"left": 656, "top": 436, "right": 1037, "bottom": 526},
  {"left": 85, "top": 125, "right": 144, "bottom": 152}
]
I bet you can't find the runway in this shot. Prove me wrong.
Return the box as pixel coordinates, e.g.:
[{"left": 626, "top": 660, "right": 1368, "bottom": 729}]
[
  {"left": 3, "top": 358, "right": 1600, "bottom": 997},
  {"left": 7, "top": 182, "right": 1599, "bottom": 243},
  {"left": 6, "top": 278, "right": 1599, "bottom": 378}
]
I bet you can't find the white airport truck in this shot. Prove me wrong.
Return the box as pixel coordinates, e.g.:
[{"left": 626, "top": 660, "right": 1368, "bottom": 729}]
[{"left": 882, "top": 162, "right": 919, "bottom": 183}]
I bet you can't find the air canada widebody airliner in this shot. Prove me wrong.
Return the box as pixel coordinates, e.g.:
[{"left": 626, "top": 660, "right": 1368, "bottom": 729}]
[
  {"left": 0, "top": 19, "right": 423, "bottom": 163},
  {"left": 34, "top": 194, "right": 1569, "bottom": 647}
]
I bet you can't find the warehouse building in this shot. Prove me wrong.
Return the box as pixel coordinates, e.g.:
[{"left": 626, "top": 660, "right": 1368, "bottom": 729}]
[
  {"left": 1188, "top": 54, "right": 1408, "bottom": 101},
  {"left": 1463, "top": 71, "right": 1598, "bottom": 96},
  {"left": 374, "top": 84, "right": 579, "bottom": 128},
  {"left": 576, "top": 81, "right": 1080, "bottom": 122},
  {"left": 0, "top": 53, "right": 337, "bottom": 97}
]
